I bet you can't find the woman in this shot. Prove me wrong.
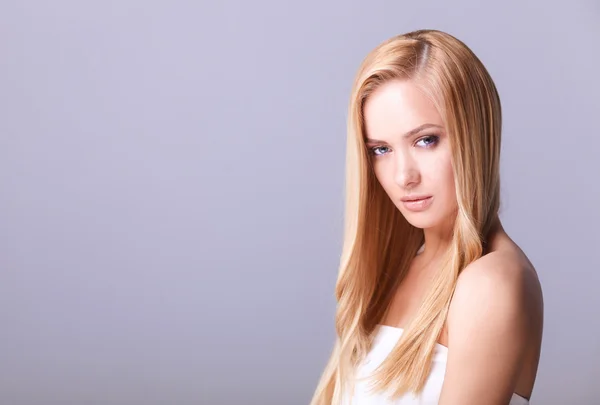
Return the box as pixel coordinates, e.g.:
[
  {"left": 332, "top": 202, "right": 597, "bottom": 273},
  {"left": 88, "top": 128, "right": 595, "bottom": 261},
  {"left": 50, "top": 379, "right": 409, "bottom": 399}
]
[{"left": 310, "top": 29, "right": 544, "bottom": 405}]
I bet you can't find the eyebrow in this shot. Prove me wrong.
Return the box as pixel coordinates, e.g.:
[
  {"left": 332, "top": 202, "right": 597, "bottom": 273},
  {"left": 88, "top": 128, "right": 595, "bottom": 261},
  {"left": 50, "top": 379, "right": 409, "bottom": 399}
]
[{"left": 365, "top": 123, "right": 443, "bottom": 143}]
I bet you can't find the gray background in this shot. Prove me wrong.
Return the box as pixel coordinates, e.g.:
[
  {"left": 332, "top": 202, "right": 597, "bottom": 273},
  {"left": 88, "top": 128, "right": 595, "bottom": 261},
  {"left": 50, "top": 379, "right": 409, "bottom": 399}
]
[{"left": 1, "top": 1, "right": 598, "bottom": 404}]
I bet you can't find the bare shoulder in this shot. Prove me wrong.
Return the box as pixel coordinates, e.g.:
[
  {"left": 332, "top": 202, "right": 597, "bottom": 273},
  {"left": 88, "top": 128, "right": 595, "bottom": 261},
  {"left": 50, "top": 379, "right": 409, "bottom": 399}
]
[
  {"left": 439, "top": 242, "right": 544, "bottom": 402},
  {"left": 447, "top": 241, "right": 544, "bottom": 350},
  {"left": 455, "top": 244, "right": 542, "bottom": 310}
]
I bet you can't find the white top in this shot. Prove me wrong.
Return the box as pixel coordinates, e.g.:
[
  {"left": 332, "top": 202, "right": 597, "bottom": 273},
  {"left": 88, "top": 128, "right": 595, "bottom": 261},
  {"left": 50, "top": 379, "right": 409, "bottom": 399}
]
[{"left": 344, "top": 324, "right": 530, "bottom": 405}]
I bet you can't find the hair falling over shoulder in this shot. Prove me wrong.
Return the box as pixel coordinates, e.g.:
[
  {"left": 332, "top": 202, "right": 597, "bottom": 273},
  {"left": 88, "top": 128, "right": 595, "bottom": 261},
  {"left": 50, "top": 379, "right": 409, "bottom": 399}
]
[{"left": 310, "top": 29, "right": 503, "bottom": 405}]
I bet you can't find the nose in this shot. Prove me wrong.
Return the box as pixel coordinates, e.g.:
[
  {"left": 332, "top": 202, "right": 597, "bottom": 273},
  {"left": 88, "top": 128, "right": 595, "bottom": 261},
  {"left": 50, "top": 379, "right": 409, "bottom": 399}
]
[{"left": 394, "top": 152, "right": 420, "bottom": 189}]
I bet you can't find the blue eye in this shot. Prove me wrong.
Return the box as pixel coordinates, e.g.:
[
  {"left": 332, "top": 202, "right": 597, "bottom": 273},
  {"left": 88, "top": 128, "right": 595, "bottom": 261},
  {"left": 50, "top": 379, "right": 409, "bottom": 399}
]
[
  {"left": 369, "top": 145, "right": 390, "bottom": 156},
  {"left": 415, "top": 135, "right": 439, "bottom": 148},
  {"left": 368, "top": 135, "right": 439, "bottom": 157}
]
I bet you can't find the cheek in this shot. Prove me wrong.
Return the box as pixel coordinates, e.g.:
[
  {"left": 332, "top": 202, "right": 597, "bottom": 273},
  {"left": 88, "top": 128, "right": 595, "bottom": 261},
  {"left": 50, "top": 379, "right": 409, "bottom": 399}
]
[
  {"left": 426, "top": 154, "right": 455, "bottom": 196},
  {"left": 439, "top": 157, "right": 457, "bottom": 201},
  {"left": 442, "top": 157, "right": 455, "bottom": 186},
  {"left": 372, "top": 162, "right": 396, "bottom": 193}
]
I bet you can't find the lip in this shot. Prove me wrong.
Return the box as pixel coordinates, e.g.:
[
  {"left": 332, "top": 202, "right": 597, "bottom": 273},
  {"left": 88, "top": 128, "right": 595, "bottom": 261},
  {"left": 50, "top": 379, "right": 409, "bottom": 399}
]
[
  {"left": 401, "top": 196, "right": 433, "bottom": 212},
  {"left": 401, "top": 195, "right": 432, "bottom": 202}
]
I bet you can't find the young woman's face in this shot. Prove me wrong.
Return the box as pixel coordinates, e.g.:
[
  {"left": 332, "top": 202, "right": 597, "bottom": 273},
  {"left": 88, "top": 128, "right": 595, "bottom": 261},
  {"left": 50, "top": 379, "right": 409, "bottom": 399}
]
[{"left": 363, "top": 79, "right": 458, "bottom": 230}]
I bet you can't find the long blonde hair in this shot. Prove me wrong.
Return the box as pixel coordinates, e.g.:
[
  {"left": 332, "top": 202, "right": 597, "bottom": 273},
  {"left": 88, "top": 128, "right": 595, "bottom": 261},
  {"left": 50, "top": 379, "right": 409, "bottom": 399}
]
[{"left": 310, "top": 29, "right": 503, "bottom": 404}]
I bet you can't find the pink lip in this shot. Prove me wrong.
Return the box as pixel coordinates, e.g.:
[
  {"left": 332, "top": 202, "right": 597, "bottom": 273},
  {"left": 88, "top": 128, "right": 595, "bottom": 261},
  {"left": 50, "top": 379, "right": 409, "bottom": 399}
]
[
  {"left": 401, "top": 195, "right": 431, "bottom": 202},
  {"left": 401, "top": 196, "right": 433, "bottom": 212}
]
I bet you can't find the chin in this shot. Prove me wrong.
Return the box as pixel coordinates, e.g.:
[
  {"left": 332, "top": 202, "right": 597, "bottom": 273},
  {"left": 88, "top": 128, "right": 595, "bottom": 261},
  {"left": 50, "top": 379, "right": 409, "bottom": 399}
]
[
  {"left": 398, "top": 209, "right": 445, "bottom": 230},
  {"left": 402, "top": 216, "right": 440, "bottom": 229},
  {"left": 401, "top": 210, "right": 457, "bottom": 232}
]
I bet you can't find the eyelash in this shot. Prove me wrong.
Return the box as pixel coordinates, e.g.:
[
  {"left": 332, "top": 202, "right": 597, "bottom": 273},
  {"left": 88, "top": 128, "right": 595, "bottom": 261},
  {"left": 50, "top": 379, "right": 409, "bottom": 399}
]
[{"left": 368, "top": 135, "right": 440, "bottom": 157}]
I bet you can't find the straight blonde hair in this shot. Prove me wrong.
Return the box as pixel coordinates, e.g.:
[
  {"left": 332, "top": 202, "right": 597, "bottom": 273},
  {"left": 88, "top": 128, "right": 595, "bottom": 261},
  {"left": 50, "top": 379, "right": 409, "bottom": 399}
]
[{"left": 310, "top": 29, "right": 503, "bottom": 404}]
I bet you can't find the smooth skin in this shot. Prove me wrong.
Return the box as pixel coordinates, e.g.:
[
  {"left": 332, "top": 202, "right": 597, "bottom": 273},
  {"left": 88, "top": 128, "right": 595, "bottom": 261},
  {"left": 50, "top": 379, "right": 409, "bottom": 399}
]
[{"left": 363, "top": 79, "right": 544, "bottom": 404}]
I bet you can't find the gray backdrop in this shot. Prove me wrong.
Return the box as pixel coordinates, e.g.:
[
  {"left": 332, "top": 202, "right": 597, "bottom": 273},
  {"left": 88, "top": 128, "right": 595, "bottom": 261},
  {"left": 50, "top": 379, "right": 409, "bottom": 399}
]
[{"left": 1, "top": 1, "right": 598, "bottom": 404}]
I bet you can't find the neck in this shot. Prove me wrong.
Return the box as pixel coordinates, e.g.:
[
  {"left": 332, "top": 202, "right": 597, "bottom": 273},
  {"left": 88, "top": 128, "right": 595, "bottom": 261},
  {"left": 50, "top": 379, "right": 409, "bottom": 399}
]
[
  {"left": 420, "top": 220, "right": 454, "bottom": 261},
  {"left": 420, "top": 214, "right": 504, "bottom": 260}
]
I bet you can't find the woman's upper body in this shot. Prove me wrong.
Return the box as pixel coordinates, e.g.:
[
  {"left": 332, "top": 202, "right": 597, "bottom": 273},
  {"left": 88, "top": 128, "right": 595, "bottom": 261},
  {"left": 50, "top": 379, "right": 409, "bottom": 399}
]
[
  {"left": 310, "top": 29, "right": 544, "bottom": 405},
  {"left": 357, "top": 55, "right": 543, "bottom": 404}
]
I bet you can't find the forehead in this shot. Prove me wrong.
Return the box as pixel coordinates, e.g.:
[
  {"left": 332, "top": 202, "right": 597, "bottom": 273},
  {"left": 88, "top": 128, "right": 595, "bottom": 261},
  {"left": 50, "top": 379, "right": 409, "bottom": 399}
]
[{"left": 363, "top": 79, "right": 443, "bottom": 140}]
